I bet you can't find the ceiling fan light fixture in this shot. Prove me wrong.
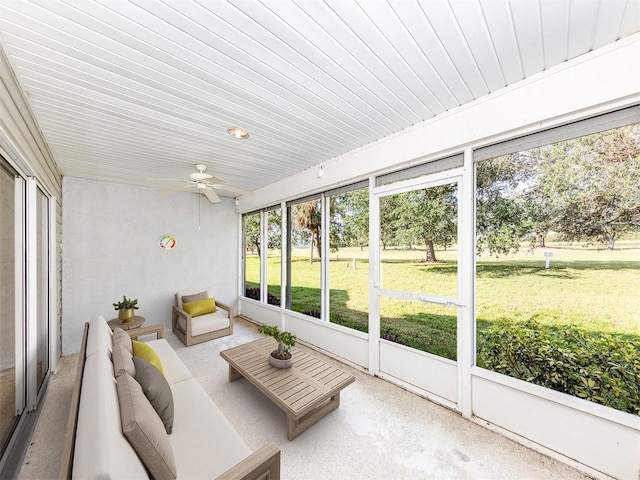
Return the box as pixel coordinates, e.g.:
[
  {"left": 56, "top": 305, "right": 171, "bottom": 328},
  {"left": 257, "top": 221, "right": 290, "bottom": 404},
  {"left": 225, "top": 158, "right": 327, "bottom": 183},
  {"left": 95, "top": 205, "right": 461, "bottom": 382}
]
[{"left": 227, "top": 127, "right": 250, "bottom": 139}]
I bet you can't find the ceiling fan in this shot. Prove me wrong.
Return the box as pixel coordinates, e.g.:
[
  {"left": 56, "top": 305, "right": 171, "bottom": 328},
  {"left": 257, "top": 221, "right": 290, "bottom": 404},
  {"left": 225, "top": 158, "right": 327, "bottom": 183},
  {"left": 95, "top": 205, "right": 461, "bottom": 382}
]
[{"left": 158, "top": 164, "right": 247, "bottom": 204}]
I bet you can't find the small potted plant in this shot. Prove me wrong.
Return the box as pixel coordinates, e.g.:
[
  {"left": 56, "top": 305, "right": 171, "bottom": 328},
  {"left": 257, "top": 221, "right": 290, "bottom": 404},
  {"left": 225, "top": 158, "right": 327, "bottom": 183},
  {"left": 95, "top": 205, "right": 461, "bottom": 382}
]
[
  {"left": 113, "top": 295, "right": 139, "bottom": 323},
  {"left": 259, "top": 325, "right": 297, "bottom": 369}
]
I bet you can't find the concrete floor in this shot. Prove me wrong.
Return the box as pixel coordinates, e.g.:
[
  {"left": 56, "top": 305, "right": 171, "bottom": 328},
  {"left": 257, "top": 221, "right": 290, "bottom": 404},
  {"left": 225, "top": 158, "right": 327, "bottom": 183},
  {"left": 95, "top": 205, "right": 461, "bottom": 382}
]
[{"left": 19, "top": 317, "right": 591, "bottom": 480}]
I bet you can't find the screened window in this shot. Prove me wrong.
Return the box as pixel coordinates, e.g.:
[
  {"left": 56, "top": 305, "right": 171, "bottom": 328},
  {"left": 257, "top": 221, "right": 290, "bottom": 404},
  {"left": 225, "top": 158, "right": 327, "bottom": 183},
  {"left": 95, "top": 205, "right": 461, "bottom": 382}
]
[
  {"left": 266, "top": 207, "right": 282, "bottom": 306},
  {"left": 243, "top": 212, "right": 261, "bottom": 300},
  {"left": 475, "top": 111, "right": 640, "bottom": 415},
  {"left": 287, "top": 198, "right": 322, "bottom": 317},
  {"left": 327, "top": 184, "right": 369, "bottom": 332}
]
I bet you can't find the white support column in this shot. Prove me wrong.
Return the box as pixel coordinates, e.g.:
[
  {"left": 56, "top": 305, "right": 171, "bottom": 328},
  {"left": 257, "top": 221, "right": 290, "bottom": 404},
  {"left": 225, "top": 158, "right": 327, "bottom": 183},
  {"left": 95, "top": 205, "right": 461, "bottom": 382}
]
[
  {"left": 260, "top": 210, "right": 268, "bottom": 304},
  {"left": 458, "top": 148, "right": 476, "bottom": 419},
  {"left": 321, "top": 193, "right": 329, "bottom": 322},
  {"left": 280, "top": 201, "right": 287, "bottom": 330},
  {"left": 237, "top": 213, "right": 243, "bottom": 317},
  {"left": 367, "top": 176, "right": 380, "bottom": 376}
]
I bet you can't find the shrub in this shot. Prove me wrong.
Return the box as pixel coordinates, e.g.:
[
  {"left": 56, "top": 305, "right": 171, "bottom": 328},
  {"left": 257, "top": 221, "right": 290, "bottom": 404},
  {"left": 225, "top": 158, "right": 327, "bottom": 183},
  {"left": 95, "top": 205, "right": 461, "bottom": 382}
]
[
  {"left": 477, "top": 319, "right": 640, "bottom": 415},
  {"left": 244, "top": 288, "right": 280, "bottom": 305}
]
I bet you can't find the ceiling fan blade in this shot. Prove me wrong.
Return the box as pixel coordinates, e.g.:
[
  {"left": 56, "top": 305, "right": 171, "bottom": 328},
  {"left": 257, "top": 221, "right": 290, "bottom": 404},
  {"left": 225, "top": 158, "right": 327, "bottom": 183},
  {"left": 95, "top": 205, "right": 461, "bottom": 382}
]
[
  {"left": 203, "top": 187, "right": 221, "bottom": 204},
  {"left": 211, "top": 183, "right": 250, "bottom": 195},
  {"left": 200, "top": 176, "right": 226, "bottom": 185}
]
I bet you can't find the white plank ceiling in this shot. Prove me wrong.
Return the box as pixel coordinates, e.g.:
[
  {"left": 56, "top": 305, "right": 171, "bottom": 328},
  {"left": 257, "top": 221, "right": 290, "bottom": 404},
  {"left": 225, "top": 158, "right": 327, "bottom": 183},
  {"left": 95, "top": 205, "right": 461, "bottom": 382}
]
[{"left": 1, "top": 0, "right": 639, "bottom": 195}]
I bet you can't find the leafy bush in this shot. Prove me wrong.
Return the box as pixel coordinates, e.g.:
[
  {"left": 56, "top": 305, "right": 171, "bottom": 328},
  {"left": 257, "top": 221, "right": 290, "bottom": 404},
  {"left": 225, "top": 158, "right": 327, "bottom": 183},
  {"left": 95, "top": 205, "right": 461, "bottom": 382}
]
[
  {"left": 244, "top": 288, "right": 280, "bottom": 305},
  {"left": 477, "top": 319, "right": 640, "bottom": 415}
]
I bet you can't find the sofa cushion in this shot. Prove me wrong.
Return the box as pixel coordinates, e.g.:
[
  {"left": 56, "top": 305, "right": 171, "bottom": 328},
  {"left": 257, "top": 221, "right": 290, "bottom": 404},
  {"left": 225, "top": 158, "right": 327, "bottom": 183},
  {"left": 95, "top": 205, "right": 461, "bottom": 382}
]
[
  {"left": 169, "top": 378, "right": 251, "bottom": 479},
  {"left": 145, "top": 339, "right": 193, "bottom": 386},
  {"left": 85, "top": 315, "right": 113, "bottom": 359},
  {"left": 117, "top": 372, "right": 177, "bottom": 480},
  {"left": 113, "top": 343, "right": 136, "bottom": 378},
  {"left": 182, "top": 297, "right": 217, "bottom": 317},
  {"left": 73, "top": 353, "right": 148, "bottom": 479},
  {"left": 180, "top": 290, "right": 208, "bottom": 305},
  {"left": 133, "top": 356, "right": 174, "bottom": 434},
  {"left": 133, "top": 340, "right": 164, "bottom": 375},
  {"left": 113, "top": 327, "right": 133, "bottom": 354}
]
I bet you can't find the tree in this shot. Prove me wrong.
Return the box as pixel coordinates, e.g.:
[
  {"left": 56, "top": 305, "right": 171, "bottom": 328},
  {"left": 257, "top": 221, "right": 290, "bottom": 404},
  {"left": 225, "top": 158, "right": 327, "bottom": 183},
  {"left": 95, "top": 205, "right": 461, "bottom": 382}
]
[
  {"left": 476, "top": 153, "right": 536, "bottom": 256},
  {"left": 536, "top": 125, "right": 640, "bottom": 249},
  {"left": 380, "top": 195, "right": 401, "bottom": 250},
  {"left": 244, "top": 213, "right": 261, "bottom": 255},
  {"left": 476, "top": 124, "right": 640, "bottom": 253},
  {"left": 331, "top": 189, "right": 369, "bottom": 251},
  {"left": 266, "top": 209, "right": 282, "bottom": 250},
  {"left": 292, "top": 200, "right": 322, "bottom": 261},
  {"left": 382, "top": 185, "right": 457, "bottom": 262}
]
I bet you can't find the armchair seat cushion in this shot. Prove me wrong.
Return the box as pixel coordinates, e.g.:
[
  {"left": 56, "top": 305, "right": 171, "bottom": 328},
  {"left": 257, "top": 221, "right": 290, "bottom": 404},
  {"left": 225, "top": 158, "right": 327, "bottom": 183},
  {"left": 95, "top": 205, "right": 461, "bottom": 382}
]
[{"left": 178, "top": 309, "right": 229, "bottom": 337}]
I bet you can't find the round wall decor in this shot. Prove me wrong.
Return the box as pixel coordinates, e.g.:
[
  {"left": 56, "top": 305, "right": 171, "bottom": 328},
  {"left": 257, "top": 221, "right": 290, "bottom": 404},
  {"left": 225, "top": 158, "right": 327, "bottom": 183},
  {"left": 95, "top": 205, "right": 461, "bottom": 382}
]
[{"left": 158, "top": 234, "right": 177, "bottom": 250}]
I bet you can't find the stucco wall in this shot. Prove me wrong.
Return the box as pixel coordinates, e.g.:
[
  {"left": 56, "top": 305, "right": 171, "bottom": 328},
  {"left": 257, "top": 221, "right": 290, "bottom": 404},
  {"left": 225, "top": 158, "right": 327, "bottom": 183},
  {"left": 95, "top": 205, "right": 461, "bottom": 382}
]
[{"left": 61, "top": 177, "right": 238, "bottom": 354}]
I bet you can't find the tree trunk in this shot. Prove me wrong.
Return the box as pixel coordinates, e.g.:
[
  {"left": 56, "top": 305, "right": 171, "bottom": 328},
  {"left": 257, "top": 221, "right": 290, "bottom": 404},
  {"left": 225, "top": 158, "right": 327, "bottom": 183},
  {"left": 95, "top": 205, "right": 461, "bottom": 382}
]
[
  {"left": 607, "top": 232, "right": 617, "bottom": 250},
  {"left": 538, "top": 232, "right": 546, "bottom": 248},
  {"left": 425, "top": 239, "right": 436, "bottom": 262},
  {"left": 315, "top": 229, "right": 322, "bottom": 259}
]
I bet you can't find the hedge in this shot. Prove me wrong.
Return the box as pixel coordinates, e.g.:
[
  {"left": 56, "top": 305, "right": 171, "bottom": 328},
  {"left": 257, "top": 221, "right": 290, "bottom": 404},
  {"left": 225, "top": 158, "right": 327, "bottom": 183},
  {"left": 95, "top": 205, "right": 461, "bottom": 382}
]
[{"left": 477, "top": 319, "right": 640, "bottom": 415}]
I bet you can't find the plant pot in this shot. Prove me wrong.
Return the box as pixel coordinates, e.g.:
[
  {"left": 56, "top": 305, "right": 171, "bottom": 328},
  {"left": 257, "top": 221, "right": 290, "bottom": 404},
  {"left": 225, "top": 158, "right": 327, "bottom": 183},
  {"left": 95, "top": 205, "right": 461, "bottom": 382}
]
[
  {"left": 118, "top": 308, "right": 135, "bottom": 322},
  {"left": 269, "top": 350, "right": 293, "bottom": 369}
]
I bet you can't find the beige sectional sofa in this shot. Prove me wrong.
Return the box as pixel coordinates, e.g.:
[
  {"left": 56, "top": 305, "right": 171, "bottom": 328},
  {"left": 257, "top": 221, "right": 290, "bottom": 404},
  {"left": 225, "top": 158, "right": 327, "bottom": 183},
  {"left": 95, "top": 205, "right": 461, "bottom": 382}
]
[{"left": 60, "top": 315, "right": 280, "bottom": 479}]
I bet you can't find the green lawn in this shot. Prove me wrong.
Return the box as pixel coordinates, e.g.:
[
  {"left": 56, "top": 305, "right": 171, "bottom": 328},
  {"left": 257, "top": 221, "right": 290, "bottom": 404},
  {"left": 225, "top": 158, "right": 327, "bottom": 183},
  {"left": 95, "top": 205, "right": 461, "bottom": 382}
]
[
  {"left": 245, "top": 243, "right": 640, "bottom": 413},
  {"left": 245, "top": 242, "right": 640, "bottom": 353}
]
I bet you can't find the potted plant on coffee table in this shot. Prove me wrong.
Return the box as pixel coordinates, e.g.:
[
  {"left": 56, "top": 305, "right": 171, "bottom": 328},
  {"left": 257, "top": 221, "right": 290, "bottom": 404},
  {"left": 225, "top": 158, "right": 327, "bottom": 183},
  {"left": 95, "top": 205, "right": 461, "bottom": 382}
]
[
  {"left": 259, "top": 325, "right": 297, "bottom": 369},
  {"left": 112, "top": 295, "right": 139, "bottom": 323}
]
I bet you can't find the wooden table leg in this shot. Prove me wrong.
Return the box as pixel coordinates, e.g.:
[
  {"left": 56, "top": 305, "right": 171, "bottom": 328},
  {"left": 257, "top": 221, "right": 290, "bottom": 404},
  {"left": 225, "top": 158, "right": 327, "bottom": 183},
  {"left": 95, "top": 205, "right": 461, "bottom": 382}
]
[
  {"left": 229, "top": 364, "right": 244, "bottom": 382},
  {"left": 286, "top": 392, "right": 342, "bottom": 440}
]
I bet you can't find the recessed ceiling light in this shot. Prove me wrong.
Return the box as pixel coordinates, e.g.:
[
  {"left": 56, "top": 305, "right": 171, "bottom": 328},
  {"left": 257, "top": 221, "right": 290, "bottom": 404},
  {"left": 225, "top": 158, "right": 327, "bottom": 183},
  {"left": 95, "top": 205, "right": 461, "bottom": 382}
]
[{"left": 227, "top": 127, "right": 250, "bottom": 139}]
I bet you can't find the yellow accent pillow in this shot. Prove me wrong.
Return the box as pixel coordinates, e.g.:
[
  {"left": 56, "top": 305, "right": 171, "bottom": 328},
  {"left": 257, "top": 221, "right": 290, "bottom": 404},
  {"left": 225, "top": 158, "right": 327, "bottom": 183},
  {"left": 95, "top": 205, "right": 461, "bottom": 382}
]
[
  {"left": 182, "top": 297, "right": 217, "bottom": 317},
  {"left": 132, "top": 340, "right": 164, "bottom": 375}
]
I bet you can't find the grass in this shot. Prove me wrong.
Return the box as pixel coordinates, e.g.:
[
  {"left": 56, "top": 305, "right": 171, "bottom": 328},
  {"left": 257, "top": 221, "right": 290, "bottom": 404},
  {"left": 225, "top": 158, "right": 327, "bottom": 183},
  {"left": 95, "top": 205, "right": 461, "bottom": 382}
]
[{"left": 245, "top": 242, "right": 640, "bottom": 359}]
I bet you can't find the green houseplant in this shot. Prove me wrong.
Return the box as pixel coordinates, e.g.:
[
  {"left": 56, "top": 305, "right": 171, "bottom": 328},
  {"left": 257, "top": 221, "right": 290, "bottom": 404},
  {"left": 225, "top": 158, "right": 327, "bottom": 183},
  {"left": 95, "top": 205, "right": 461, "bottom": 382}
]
[
  {"left": 259, "top": 325, "right": 297, "bottom": 369},
  {"left": 113, "top": 295, "right": 139, "bottom": 322}
]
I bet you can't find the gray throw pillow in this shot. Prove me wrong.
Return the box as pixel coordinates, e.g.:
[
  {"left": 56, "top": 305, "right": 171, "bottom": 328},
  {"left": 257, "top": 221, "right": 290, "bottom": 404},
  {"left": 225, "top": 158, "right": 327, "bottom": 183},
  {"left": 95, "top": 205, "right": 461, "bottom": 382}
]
[
  {"left": 116, "top": 372, "right": 177, "bottom": 480},
  {"left": 112, "top": 327, "right": 133, "bottom": 355},
  {"left": 133, "top": 356, "right": 174, "bottom": 434},
  {"left": 181, "top": 290, "right": 208, "bottom": 305},
  {"left": 112, "top": 343, "right": 135, "bottom": 378}
]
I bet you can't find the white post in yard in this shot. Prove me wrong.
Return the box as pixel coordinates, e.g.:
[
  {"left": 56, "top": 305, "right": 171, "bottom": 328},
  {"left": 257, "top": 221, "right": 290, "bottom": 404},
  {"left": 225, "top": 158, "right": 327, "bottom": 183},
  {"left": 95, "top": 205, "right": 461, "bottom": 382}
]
[{"left": 544, "top": 251, "right": 553, "bottom": 269}]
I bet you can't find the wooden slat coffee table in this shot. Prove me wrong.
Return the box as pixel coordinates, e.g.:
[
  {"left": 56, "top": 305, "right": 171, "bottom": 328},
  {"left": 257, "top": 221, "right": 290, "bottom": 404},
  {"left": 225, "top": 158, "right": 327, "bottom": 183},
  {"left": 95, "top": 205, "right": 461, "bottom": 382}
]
[{"left": 220, "top": 337, "right": 355, "bottom": 440}]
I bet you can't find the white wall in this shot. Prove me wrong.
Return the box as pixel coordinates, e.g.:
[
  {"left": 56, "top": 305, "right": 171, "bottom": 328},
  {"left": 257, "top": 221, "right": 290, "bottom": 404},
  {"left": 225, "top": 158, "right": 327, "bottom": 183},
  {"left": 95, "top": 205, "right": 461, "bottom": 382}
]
[{"left": 61, "top": 177, "right": 238, "bottom": 354}]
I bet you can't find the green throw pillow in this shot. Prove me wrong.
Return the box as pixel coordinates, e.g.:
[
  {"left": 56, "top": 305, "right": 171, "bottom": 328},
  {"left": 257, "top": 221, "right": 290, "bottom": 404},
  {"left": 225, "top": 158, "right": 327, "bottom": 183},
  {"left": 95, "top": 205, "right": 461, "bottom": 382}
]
[
  {"left": 182, "top": 297, "right": 216, "bottom": 317},
  {"left": 132, "top": 340, "right": 164, "bottom": 375}
]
